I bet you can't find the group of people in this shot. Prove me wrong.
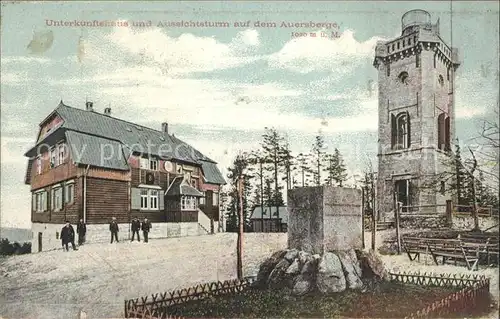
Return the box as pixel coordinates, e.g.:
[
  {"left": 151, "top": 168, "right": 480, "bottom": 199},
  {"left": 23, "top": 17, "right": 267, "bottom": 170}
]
[
  {"left": 109, "top": 216, "right": 152, "bottom": 243},
  {"left": 60, "top": 217, "right": 153, "bottom": 251},
  {"left": 60, "top": 219, "right": 87, "bottom": 251}
]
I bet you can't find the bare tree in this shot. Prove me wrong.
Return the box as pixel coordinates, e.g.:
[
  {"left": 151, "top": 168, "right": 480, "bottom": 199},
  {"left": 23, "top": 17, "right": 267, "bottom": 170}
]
[
  {"left": 470, "top": 109, "right": 499, "bottom": 189},
  {"left": 467, "top": 147, "right": 479, "bottom": 231}
]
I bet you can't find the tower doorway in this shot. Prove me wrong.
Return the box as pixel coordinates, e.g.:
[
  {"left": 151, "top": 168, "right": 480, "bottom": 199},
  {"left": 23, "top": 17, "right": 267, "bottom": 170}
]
[{"left": 394, "top": 179, "right": 411, "bottom": 212}]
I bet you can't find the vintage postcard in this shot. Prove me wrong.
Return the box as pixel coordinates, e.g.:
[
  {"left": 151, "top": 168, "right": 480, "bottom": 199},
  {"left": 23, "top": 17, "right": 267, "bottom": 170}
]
[{"left": 0, "top": 1, "right": 499, "bottom": 318}]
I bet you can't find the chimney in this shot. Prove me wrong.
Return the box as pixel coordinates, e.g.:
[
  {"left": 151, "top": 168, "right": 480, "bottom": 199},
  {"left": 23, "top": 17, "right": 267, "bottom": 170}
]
[
  {"left": 85, "top": 101, "right": 93, "bottom": 111},
  {"left": 161, "top": 122, "right": 168, "bottom": 134},
  {"left": 104, "top": 107, "right": 111, "bottom": 116}
]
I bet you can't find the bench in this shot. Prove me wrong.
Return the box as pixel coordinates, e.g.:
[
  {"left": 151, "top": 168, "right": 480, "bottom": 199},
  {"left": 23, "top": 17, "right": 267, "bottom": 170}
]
[
  {"left": 427, "top": 239, "right": 488, "bottom": 271},
  {"left": 458, "top": 235, "right": 499, "bottom": 265},
  {"left": 401, "top": 237, "right": 489, "bottom": 270},
  {"left": 401, "top": 237, "right": 435, "bottom": 262}
]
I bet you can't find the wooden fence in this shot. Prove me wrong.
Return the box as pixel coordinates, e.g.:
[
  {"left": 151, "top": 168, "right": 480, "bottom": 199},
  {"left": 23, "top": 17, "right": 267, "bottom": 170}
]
[
  {"left": 389, "top": 271, "right": 491, "bottom": 319},
  {"left": 124, "top": 272, "right": 489, "bottom": 319},
  {"left": 124, "top": 277, "right": 255, "bottom": 319},
  {"left": 453, "top": 204, "right": 499, "bottom": 218}
]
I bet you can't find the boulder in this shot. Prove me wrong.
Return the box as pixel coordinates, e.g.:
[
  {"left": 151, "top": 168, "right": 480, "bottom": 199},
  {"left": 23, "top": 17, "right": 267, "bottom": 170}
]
[
  {"left": 292, "top": 258, "right": 318, "bottom": 296},
  {"left": 255, "top": 250, "right": 287, "bottom": 288},
  {"left": 336, "top": 249, "right": 363, "bottom": 290},
  {"left": 284, "top": 249, "right": 299, "bottom": 262},
  {"left": 316, "top": 252, "right": 346, "bottom": 293},
  {"left": 267, "top": 258, "right": 291, "bottom": 290},
  {"left": 298, "top": 251, "right": 312, "bottom": 266},
  {"left": 285, "top": 258, "right": 301, "bottom": 275},
  {"left": 356, "top": 249, "right": 389, "bottom": 281}
]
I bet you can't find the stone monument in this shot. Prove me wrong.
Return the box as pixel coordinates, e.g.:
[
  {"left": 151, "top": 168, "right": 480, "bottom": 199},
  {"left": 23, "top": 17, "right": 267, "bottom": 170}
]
[
  {"left": 287, "top": 186, "right": 363, "bottom": 254},
  {"left": 254, "top": 186, "right": 387, "bottom": 296}
]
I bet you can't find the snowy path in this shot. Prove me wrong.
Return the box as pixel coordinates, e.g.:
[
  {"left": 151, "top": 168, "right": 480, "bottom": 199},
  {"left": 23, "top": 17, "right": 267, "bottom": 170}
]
[{"left": 0, "top": 233, "right": 287, "bottom": 319}]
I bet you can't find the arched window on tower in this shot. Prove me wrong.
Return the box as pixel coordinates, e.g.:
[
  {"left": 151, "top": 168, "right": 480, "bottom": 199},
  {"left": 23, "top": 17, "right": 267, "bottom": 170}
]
[
  {"left": 391, "top": 112, "right": 411, "bottom": 150},
  {"left": 437, "top": 113, "right": 451, "bottom": 150},
  {"left": 444, "top": 116, "right": 451, "bottom": 151}
]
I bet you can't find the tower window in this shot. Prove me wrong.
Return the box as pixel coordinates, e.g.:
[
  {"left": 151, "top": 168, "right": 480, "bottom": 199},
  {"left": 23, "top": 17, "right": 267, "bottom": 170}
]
[
  {"left": 391, "top": 112, "right": 411, "bottom": 150},
  {"left": 433, "top": 53, "right": 437, "bottom": 68},
  {"left": 447, "top": 67, "right": 450, "bottom": 81},
  {"left": 416, "top": 54, "right": 420, "bottom": 68},
  {"left": 408, "top": 38, "right": 412, "bottom": 45},
  {"left": 392, "top": 44, "right": 395, "bottom": 51},
  {"left": 437, "top": 113, "right": 451, "bottom": 151},
  {"left": 438, "top": 75, "right": 444, "bottom": 87},
  {"left": 398, "top": 71, "right": 409, "bottom": 85},
  {"left": 397, "top": 42, "right": 400, "bottom": 49},
  {"left": 386, "top": 63, "right": 390, "bottom": 77}
]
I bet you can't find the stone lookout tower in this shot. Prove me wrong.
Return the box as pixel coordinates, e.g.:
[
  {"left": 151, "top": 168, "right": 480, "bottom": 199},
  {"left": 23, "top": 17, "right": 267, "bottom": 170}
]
[{"left": 373, "top": 10, "right": 460, "bottom": 216}]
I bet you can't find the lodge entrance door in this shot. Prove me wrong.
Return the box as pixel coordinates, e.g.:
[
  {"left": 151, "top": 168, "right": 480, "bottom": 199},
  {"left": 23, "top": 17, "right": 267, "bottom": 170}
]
[{"left": 38, "top": 232, "right": 42, "bottom": 252}]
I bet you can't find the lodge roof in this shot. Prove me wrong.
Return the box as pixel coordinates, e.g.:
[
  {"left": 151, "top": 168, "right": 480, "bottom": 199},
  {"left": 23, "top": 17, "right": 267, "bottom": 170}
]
[
  {"left": 250, "top": 206, "right": 289, "bottom": 224},
  {"left": 24, "top": 101, "right": 226, "bottom": 184},
  {"left": 165, "top": 176, "right": 204, "bottom": 197}
]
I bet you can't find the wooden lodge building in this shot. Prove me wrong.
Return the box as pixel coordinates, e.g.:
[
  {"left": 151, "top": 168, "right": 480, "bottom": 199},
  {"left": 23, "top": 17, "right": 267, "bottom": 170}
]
[{"left": 24, "top": 101, "right": 226, "bottom": 252}]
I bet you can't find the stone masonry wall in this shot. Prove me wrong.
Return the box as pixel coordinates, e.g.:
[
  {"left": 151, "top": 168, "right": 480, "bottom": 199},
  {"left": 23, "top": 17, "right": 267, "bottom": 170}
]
[
  {"left": 288, "top": 186, "right": 362, "bottom": 255},
  {"left": 376, "top": 31, "right": 456, "bottom": 216}
]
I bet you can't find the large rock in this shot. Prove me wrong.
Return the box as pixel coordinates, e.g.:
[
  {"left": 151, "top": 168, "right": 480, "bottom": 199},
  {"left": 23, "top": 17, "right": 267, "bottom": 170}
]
[
  {"left": 298, "top": 251, "right": 312, "bottom": 266},
  {"left": 285, "top": 259, "right": 301, "bottom": 275},
  {"left": 284, "top": 249, "right": 299, "bottom": 262},
  {"left": 268, "top": 258, "right": 292, "bottom": 290},
  {"left": 255, "top": 250, "right": 287, "bottom": 288},
  {"left": 292, "top": 258, "right": 318, "bottom": 296},
  {"left": 336, "top": 249, "right": 363, "bottom": 289},
  {"left": 316, "top": 252, "right": 346, "bottom": 293},
  {"left": 356, "top": 249, "right": 389, "bottom": 281}
]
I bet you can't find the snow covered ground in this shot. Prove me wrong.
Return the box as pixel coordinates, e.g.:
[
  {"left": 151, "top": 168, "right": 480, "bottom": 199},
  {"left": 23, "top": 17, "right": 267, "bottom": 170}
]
[
  {"left": 0, "top": 233, "right": 287, "bottom": 319},
  {"left": 0, "top": 230, "right": 498, "bottom": 319}
]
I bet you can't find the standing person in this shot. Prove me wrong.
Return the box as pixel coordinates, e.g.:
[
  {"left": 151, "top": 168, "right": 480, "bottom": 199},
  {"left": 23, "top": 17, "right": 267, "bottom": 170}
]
[
  {"left": 61, "top": 221, "right": 77, "bottom": 251},
  {"left": 77, "top": 219, "right": 87, "bottom": 246},
  {"left": 109, "top": 217, "right": 119, "bottom": 243},
  {"left": 131, "top": 217, "right": 141, "bottom": 242},
  {"left": 141, "top": 218, "right": 152, "bottom": 243}
]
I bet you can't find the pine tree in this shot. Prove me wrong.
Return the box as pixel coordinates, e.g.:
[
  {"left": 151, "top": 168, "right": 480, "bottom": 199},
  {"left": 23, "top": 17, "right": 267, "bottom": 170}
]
[
  {"left": 281, "top": 142, "right": 294, "bottom": 190},
  {"left": 226, "top": 153, "right": 254, "bottom": 232},
  {"left": 332, "top": 148, "right": 348, "bottom": 186},
  {"left": 293, "top": 152, "right": 314, "bottom": 187},
  {"left": 261, "top": 127, "right": 288, "bottom": 231},
  {"left": 324, "top": 153, "right": 336, "bottom": 186},
  {"left": 311, "top": 134, "right": 326, "bottom": 186}
]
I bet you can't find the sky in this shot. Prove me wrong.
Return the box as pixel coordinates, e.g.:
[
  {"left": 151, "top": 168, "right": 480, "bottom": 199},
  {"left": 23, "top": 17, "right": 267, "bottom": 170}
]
[{"left": 1, "top": 1, "right": 499, "bottom": 229}]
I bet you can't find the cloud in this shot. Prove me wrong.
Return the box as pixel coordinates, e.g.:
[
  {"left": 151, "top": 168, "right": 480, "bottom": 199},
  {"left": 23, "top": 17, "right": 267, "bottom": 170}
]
[
  {"left": 1, "top": 56, "right": 52, "bottom": 65},
  {"left": 83, "top": 26, "right": 263, "bottom": 76},
  {"left": 455, "top": 69, "right": 498, "bottom": 119},
  {"left": 231, "top": 29, "right": 260, "bottom": 48},
  {"left": 1, "top": 137, "right": 33, "bottom": 164},
  {"left": 0, "top": 72, "right": 30, "bottom": 85},
  {"left": 268, "top": 29, "right": 385, "bottom": 74}
]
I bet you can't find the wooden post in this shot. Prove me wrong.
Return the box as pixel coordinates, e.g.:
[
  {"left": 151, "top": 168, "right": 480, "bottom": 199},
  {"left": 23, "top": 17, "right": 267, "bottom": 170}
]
[
  {"left": 446, "top": 200, "right": 453, "bottom": 228},
  {"left": 395, "top": 202, "right": 401, "bottom": 255},
  {"left": 361, "top": 187, "right": 365, "bottom": 249},
  {"left": 237, "top": 175, "right": 244, "bottom": 280},
  {"left": 371, "top": 211, "right": 376, "bottom": 251}
]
